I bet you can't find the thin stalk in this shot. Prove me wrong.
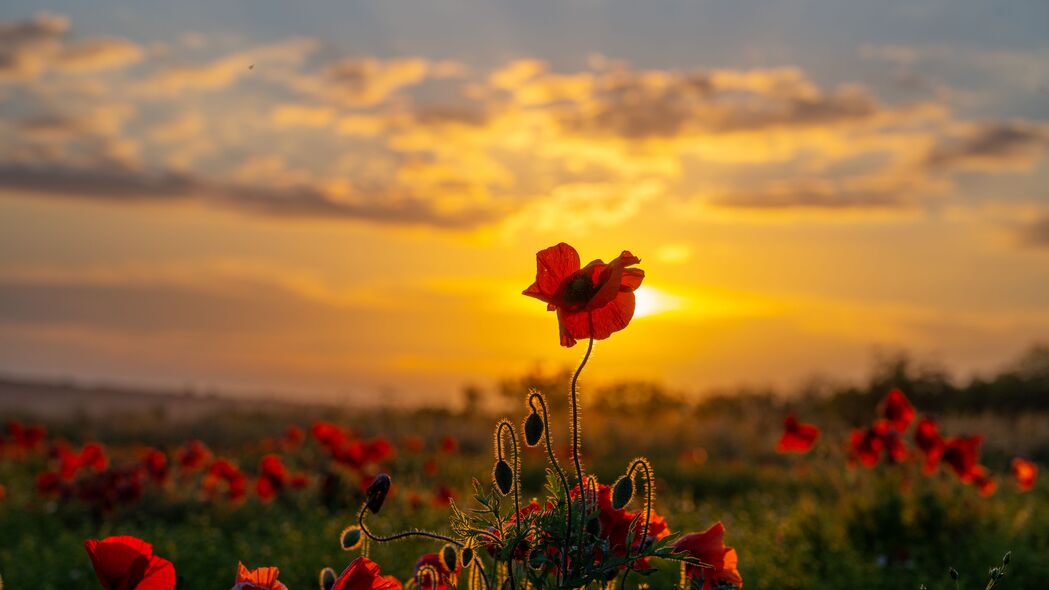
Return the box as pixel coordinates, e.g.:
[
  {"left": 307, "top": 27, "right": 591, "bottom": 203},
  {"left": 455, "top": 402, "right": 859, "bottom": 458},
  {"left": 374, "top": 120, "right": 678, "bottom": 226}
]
[
  {"left": 496, "top": 420, "right": 521, "bottom": 590},
  {"left": 570, "top": 328, "right": 596, "bottom": 561},
  {"left": 357, "top": 503, "right": 491, "bottom": 590},
  {"left": 528, "top": 391, "right": 571, "bottom": 584}
]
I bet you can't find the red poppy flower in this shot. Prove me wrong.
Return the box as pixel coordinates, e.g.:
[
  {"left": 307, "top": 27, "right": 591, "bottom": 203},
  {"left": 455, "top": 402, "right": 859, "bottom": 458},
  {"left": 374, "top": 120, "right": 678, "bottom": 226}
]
[
  {"left": 439, "top": 435, "right": 458, "bottom": 454},
  {"left": 432, "top": 484, "right": 456, "bottom": 507},
  {"left": 413, "top": 553, "right": 458, "bottom": 590},
  {"left": 0, "top": 483, "right": 6, "bottom": 502},
  {"left": 942, "top": 435, "right": 983, "bottom": 483},
  {"left": 913, "top": 416, "right": 944, "bottom": 474},
  {"left": 880, "top": 389, "right": 915, "bottom": 432},
  {"left": 776, "top": 414, "right": 820, "bottom": 453},
  {"left": 143, "top": 449, "right": 168, "bottom": 484},
  {"left": 970, "top": 465, "right": 997, "bottom": 497},
  {"left": 283, "top": 425, "right": 305, "bottom": 448},
  {"left": 330, "top": 557, "right": 402, "bottom": 590},
  {"left": 176, "top": 440, "right": 211, "bottom": 472},
  {"left": 523, "top": 243, "right": 645, "bottom": 347},
  {"left": 232, "top": 562, "right": 288, "bottom": 590},
  {"left": 567, "top": 482, "right": 670, "bottom": 570},
  {"left": 673, "top": 522, "right": 744, "bottom": 590},
  {"left": 84, "top": 535, "right": 175, "bottom": 590},
  {"left": 1011, "top": 458, "right": 1037, "bottom": 492},
  {"left": 848, "top": 426, "right": 884, "bottom": 468}
]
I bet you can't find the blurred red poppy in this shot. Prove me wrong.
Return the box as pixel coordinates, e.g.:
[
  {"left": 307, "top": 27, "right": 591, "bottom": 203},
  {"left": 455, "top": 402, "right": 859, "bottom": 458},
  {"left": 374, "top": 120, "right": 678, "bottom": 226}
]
[
  {"left": 1012, "top": 458, "right": 1037, "bottom": 492},
  {"left": 523, "top": 243, "right": 645, "bottom": 347},
  {"left": 432, "top": 484, "right": 456, "bottom": 507},
  {"left": 439, "top": 435, "right": 458, "bottom": 454},
  {"left": 673, "top": 521, "right": 744, "bottom": 590},
  {"left": 970, "top": 465, "right": 997, "bottom": 497},
  {"left": 331, "top": 556, "right": 402, "bottom": 590},
  {"left": 880, "top": 389, "right": 915, "bottom": 432},
  {"left": 913, "top": 416, "right": 944, "bottom": 474},
  {"left": 143, "top": 449, "right": 169, "bottom": 484},
  {"left": 176, "top": 440, "right": 211, "bottom": 472},
  {"left": 0, "top": 482, "right": 6, "bottom": 502},
  {"left": 848, "top": 426, "right": 884, "bottom": 468},
  {"left": 232, "top": 562, "right": 288, "bottom": 590},
  {"left": 776, "top": 414, "right": 820, "bottom": 453},
  {"left": 84, "top": 535, "right": 175, "bottom": 590},
  {"left": 942, "top": 435, "right": 983, "bottom": 483}
]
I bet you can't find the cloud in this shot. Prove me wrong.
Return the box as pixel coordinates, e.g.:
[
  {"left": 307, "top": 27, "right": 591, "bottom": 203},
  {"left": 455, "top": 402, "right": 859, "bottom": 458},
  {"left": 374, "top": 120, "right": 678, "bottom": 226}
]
[
  {"left": 57, "top": 38, "right": 143, "bottom": 72},
  {"left": 1017, "top": 215, "right": 1049, "bottom": 248},
  {"left": 924, "top": 122, "right": 1049, "bottom": 172},
  {"left": 0, "top": 13, "right": 141, "bottom": 79},
  {"left": 0, "top": 160, "right": 498, "bottom": 228},
  {"left": 137, "top": 37, "right": 318, "bottom": 96}
]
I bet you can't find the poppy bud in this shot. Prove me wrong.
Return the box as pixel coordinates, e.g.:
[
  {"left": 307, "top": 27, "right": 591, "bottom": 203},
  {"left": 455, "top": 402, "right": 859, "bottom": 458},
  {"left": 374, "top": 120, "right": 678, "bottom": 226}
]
[
  {"left": 460, "top": 545, "right": 475, "bottom": 568},
  {"left": 340, "top": 525, "right": 363, "bottom": 550},
  {"left": 949, "top": 567, "right": 959, "bottom": 581},
  {"left": 612, "top": 475, "right": 633, "bottom": 510},
  {"left": 494, "top": 460, "right": 514, "bottom": 495},
  {"left": 319, "top": 567, "right": 337, "bottom": 590},
  {"left": 524, "top": 411, "right": 544, "bottom": 447},
  {"left": 440, "top": 544, "right": 458, "bottom": 573},
  {"left": 365, "top": 473, "right": 391, "bottom": 514}
]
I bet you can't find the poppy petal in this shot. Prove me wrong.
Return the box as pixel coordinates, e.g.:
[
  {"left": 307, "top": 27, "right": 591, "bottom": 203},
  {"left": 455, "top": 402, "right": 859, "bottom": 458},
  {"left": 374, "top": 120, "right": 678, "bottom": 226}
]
[
  {"left": 587, "top": 251, "right": 641, "bottom": 310},
  {"left": 523, "top": 243, "right": 580, "bottom": 302}
]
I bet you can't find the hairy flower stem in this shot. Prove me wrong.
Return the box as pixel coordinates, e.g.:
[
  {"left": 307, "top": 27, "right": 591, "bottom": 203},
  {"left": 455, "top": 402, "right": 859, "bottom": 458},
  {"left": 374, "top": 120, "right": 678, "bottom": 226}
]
[
  {"left": 496, "top": 421, "right": 521, "bottom": 590},
  {"left": 619, "top": 458, "right": 654, "bottom": 590},
  {"left": 570, "top": 330, "right": 596, "bottom": 567},
  {"left": 357, "top": 503, "right": 491, "bottom": 590},
  {"left": 528, "top": 392, "right": 572, "bottom": 585}
]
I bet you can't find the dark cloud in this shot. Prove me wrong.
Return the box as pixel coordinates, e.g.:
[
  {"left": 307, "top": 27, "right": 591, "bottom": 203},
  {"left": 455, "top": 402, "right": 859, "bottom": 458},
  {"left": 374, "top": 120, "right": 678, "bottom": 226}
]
[
  {"left": 559, "top": 70, "right": 881, "bottom": 139},
  {"left": 0, "top": 161, "right": 499, "bottom": 229},
  {"left": 712, "top": 180, "right": 910, "bottom": 209},
  {"left": 924, "top": 123, "right": 1048, "bottom": 171},
  {"left": 1017, "top": 215, "right": 1049, "bottom": 248}
]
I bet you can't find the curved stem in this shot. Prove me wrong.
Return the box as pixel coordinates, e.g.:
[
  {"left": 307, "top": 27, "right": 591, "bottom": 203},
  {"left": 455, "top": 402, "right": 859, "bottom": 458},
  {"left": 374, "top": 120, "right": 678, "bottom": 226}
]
[
  {"left": 570, "top": 331, "right": 596, "bottom": 560},
  {"left": 357, "top": 504, "right": 493, "bottom": 590},
  {"left": 496, "top": 420, "right": 521, "bottom": 590},
  {"left": 528, "top": 391, "right": 572, "bottom": 584},
  {"left": 358, "top": 503, "right": 460, "bottom": 546},
  {"left": 629, "top": 460, "right": 654, "bottom": 558}
]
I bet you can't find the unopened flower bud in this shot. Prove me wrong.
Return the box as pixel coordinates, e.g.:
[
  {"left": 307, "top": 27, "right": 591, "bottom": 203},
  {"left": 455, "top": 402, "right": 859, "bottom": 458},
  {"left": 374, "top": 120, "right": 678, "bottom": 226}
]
[
  {"left": 524, "top": 412, "right": 544, "bottom": 447},
  {"left": 440, "top": 544, "right": 458, "bottom": 573},
  {"left": 494, "top": 460, "right": 514, "bottom": 496},
  {"left": 340, "top": 525, "right": 363, "bottom": 550},
  {"left": 460, "top": 545, "right": 475, "bottom": 568},
  {"left": 319, "top": 567, "right": 337, "bottom": 590},
  {"left": 365, "top": 473, "right": 391, "bottom": 514},
  {"left": 612, "top": 475, "right": 634, "bottom": 510},
  {"left": 949, "top": 567, "right": 959, "bottom": 581}
]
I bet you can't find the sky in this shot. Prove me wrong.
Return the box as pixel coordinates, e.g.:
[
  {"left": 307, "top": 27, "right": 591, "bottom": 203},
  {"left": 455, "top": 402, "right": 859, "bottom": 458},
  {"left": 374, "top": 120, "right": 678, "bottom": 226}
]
[{"left": 1, "top": 1, "right": 1048, "bottom": 405}]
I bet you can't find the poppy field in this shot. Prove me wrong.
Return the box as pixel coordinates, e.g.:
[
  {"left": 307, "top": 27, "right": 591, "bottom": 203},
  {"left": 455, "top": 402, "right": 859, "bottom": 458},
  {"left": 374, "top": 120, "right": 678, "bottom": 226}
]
[{"left": 1, "top": 244, "right": 1047, "bottom": 589}]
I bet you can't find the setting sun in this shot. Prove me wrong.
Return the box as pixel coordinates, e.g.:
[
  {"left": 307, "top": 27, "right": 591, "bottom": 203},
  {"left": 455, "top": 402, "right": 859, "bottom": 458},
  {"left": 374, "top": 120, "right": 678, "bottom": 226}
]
[{"left": 633, "top": 285, "right": 681, "bottom": 319}]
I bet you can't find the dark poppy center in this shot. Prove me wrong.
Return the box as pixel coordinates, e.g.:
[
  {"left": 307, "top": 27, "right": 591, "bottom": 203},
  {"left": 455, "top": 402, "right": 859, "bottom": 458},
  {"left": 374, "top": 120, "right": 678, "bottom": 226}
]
[{"left": 561, "top": 273, "right": 596, "bottom": 307}]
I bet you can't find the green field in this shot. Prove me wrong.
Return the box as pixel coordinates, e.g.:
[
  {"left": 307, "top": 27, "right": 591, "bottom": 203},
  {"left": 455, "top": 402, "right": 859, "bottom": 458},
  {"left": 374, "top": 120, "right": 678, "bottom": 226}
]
[{"left": 1, "top": 352, "right": 1047, "bottom": 589}]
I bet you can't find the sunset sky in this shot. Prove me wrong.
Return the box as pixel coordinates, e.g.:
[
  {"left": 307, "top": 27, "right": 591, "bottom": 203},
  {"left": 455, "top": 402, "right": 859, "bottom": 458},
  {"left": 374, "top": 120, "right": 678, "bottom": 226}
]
[{"left": 1, "top": 1, "right": 1048, "bottom": 404}]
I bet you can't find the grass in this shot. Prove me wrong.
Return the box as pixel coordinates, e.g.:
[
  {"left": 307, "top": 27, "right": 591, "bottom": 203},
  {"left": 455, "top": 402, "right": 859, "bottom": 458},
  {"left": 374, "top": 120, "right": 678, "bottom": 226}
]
[{"left": 0, "top": 392, "right": 1045, "bottom": 590}]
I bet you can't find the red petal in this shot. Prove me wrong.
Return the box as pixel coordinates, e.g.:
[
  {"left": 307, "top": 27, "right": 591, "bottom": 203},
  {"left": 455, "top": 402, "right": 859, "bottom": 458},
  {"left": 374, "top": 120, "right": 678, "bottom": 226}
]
[
  {"left": 138, "top": 556, "right": 176, "bottom": 590},
  {"left": 523, "top": 243, "right": 580, "bottom": 302},
  {"left": 587, "top": 251, "right": 641, "bottom": 310},
  {"left": 557, "top": 290, "right": 636, "bottom": 346},
  {"left": 85, "top": 536, "right": 157, "bottom": 590}
]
